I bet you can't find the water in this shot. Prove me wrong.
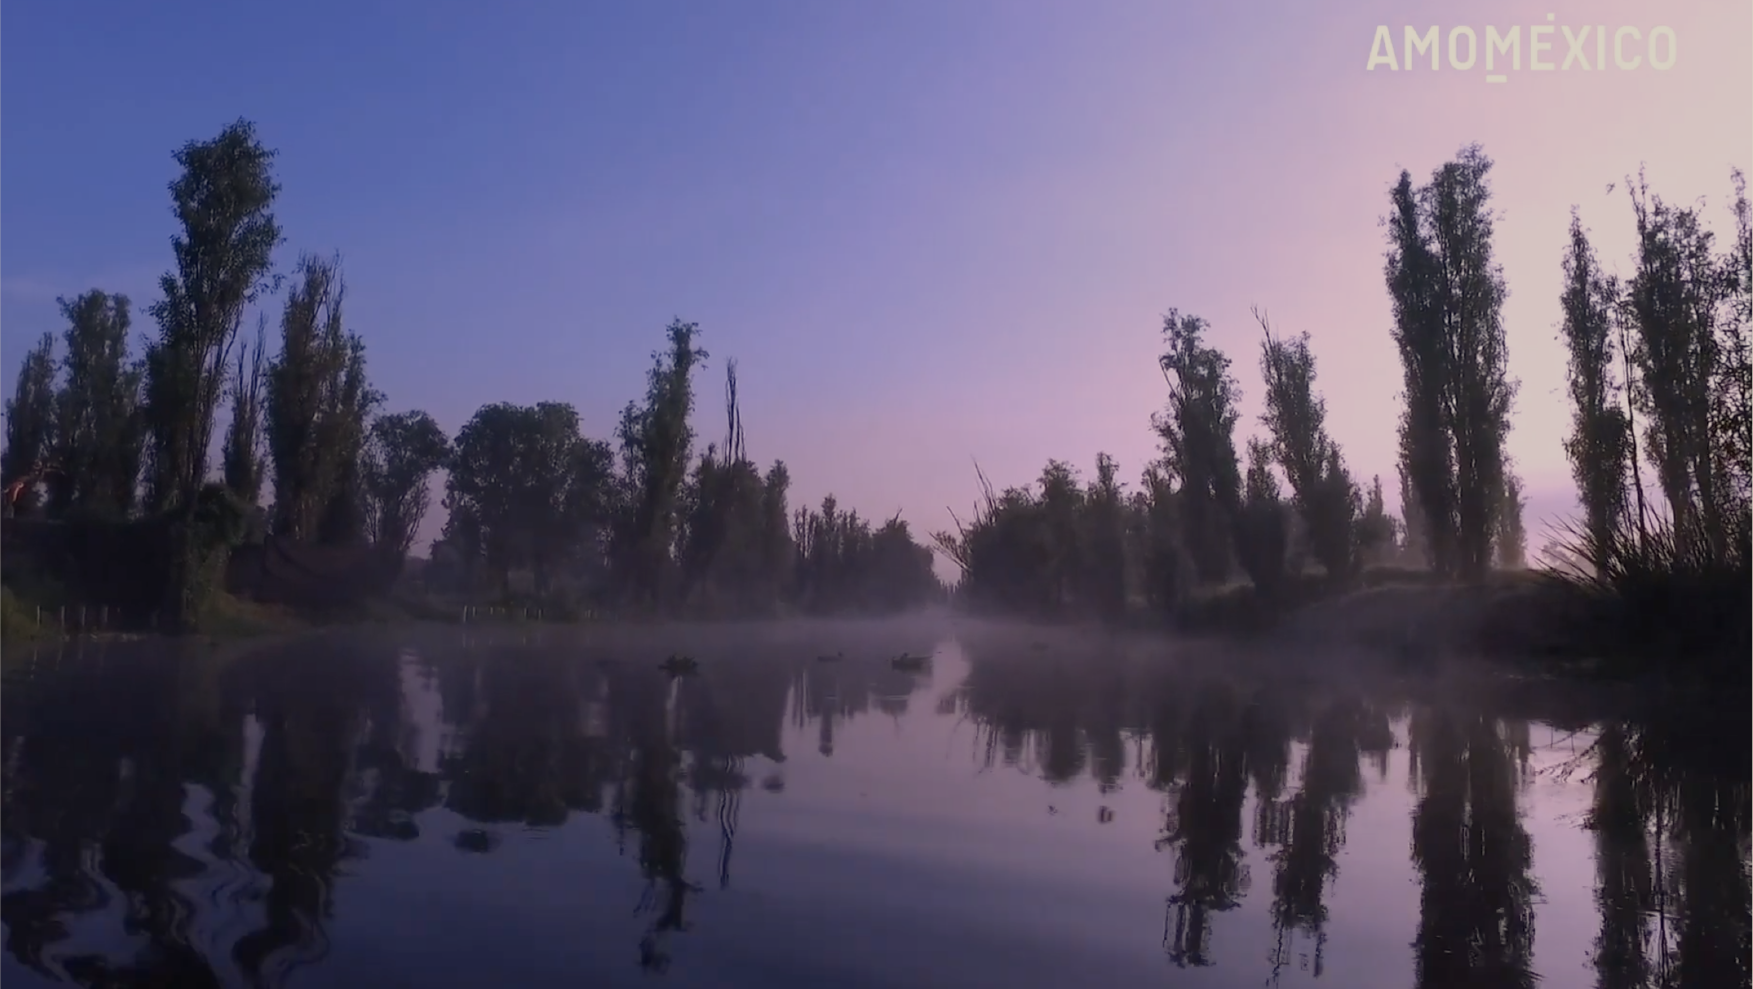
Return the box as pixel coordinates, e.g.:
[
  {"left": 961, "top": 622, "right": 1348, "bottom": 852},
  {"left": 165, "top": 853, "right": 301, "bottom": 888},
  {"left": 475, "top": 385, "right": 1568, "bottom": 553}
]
[{"left": 2, "top": 621, "right": 1746, "bottom": 989}]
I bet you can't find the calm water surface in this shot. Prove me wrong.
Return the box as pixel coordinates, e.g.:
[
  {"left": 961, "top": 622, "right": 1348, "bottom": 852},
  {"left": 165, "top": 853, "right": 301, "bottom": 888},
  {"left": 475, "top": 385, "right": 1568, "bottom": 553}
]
[{"left": 2, "top": 622, "right": 1747, "bottom": 988}]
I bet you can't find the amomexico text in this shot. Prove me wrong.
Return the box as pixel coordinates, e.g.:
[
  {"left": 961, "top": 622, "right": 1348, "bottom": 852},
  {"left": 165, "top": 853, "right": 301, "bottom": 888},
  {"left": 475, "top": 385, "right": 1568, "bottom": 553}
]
[{"left": 1366, "top": 16, "right": 1676, "bottom": 84}]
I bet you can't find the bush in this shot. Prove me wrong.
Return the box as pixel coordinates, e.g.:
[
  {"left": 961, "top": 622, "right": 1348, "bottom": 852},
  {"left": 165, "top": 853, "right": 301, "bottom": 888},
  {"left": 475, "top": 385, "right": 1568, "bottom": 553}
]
[{"left": 1541, "top": 513, "right": 1752, "bottom": 677}]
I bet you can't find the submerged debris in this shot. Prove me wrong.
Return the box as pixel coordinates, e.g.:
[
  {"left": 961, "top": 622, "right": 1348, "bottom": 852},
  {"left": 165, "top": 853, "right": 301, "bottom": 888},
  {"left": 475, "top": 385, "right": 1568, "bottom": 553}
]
[
  {"left": 455, "top": 829, "right": 500, "bottom": 854},
  {"left": 891, "top": 652, "right": 930, "bottom": 672},
  {"left": 659, "top": 654, "right": 699, "bottom": 677}
]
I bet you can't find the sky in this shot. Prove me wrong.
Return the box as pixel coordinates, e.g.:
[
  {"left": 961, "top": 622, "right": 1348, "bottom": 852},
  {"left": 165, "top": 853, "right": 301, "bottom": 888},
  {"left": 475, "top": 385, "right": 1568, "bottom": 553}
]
[{"left": 3, "top": 0, "right": 1749, "bottom": 574}]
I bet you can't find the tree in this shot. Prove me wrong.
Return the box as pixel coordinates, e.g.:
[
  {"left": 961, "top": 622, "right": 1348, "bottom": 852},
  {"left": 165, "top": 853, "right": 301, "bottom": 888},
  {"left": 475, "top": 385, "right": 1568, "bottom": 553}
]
[
  {"left": 1496, "top": 471, "right": 1527, "bottom": 569},
  {"left": 1036, "top": 459, "right": 1086, "bottom": 612},
  {"left": 143, "top": 119, "right": 283, "bottom": 513},
  {"left": 1385, "top": 145, "right": 1516, "bottom": 581},
  {"left": 1558, "top": 210, "right": 1632, "bottom": 557},
  {"left": 437, "top": 507, "right": 486, "bottom": 596},
  {"left": 1155, "top": 310, "right": 1246, "bottom": 587},
  {"left": 266, "top": 254, "right": 379, "bottom": 542},
  {"left": 676, "top": 359, "right": 787, "bottom": 615},
  {"left": 2, "top": 333, "right": 60, "bottom": 515},
  {"left": 1716, "top": 170, "right": 1752, "bottom": 510},
  {"left": 446, "top": 401, "right": 610, "bottom": 596},
  {"left": 1256, "top": 308, "right": 1361, "bottom": 580},
  {"left": 1354, "top": 475, "right": 1397, "bottom": 567},
  {"left": 1236, "top": 437, "right": 1289, "bottom": 598},
  {"left": 1081, "top": 452, "right": 1128, "bottom": 622},
  {"left": 758, "top": 461, "right": 795, "bottom": 605},
  {"left": 223, "top": 315, "right": 270, "bottom": 505},
  {"left": 863, "top": 514, "right": 942, "bottom": 613},
  {"left": 362, "top": 410, "right": 452, "bottom": 567},
  {"left": 1387, "top": 170, "right": 1457, "bottom": 576},
  {"left": 931, "top": 454, "right": 1133, "bottom": 619},
  {"left": 49, "top": 291, "right": 144, "bottom": 518},
  {"left": 1396, "top": 458, "right": 1429, "bottom": 567},
  {"left": 313, "top": 335, "right": 379, "bottom": 546},
  {"left": 563, "top": 430, "right": 618, "bottom": 594},
  {"left": 1135, "top": 465, "right": 1186, "bottom": 611},
  {"left": 1622, "top": 169, "right": 1727, "bottom": 553},
  {"left": 445, "top": 404, "right": 525, "bottom": 593},
  {"left": 795, "top": 495, "right": 940, "bottom": 614},
  {"left": 613, "top": 320, "right": 708, "bottom": 609}
]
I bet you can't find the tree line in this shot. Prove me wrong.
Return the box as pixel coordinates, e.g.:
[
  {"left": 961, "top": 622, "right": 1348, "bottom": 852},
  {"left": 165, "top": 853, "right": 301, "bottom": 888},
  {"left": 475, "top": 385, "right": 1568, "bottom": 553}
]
[
  {"left": 1558, "top": 170, "right": 1751, "bottom": 565},
  {"left": 0, "top": 119, "right": 944, "bottom": 626},
  {"left": 3, "top": 127, "right": 1746, "bottom": 630},
  {"left": 934, "top": 144, "right": 1749, "bottom": 623}
]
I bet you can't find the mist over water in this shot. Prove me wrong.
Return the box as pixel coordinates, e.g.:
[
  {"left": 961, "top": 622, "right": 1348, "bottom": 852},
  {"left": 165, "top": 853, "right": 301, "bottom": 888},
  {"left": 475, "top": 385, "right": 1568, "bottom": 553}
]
[{"left": 2, "top": 621, "right": 1746, "bottom": 988}]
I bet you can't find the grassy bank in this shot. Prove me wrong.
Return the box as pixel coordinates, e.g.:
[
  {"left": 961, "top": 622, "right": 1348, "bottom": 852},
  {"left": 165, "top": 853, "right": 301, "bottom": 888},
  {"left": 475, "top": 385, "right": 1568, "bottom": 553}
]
[
  {"left": 0, "top": 582, "right": 308, "bottom": 645},
  {"left": 200, "top": 592, "right": 310, "bottom": 639}
]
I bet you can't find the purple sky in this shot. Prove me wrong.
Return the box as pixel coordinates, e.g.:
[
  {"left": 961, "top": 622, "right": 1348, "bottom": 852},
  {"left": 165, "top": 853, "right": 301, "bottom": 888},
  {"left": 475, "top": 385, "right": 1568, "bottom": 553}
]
[{"left": 3, "top": 1, "right": 1747, "bottom": 572}]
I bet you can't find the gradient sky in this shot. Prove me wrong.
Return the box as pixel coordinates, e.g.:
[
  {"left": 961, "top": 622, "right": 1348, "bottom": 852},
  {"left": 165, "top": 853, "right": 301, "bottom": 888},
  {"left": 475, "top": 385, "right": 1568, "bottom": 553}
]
[{"left": 4, "top": 1, "right": 1749, "bottom": 571}]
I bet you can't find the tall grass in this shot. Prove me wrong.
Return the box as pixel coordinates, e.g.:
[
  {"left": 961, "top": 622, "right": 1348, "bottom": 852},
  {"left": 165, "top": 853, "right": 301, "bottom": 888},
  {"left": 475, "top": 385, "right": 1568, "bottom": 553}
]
[{"left": 1541, "top": 510, "right": 1752, "bottom": 676}]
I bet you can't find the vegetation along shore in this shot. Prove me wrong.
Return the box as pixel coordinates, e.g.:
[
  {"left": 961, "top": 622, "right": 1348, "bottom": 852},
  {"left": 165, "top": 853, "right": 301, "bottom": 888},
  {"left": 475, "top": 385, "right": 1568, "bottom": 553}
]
[{"left": 2, "top": 123, "right": 1746, "bottom": 688}]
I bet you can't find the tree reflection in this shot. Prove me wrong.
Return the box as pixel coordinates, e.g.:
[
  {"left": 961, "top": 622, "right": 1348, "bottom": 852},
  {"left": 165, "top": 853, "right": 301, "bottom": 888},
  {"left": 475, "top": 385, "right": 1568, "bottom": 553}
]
[
  {"left": 230, "top": 635, "right": 406, "bottom": 987},
  {"left": 419, "top": 633, "right": 934, "bottom": 972},
  {"left": 1589, "top": 723, "right": 1660, "bottom": 989},
  {"left": 623, "top": 678, "right": 698, "bottom": 972},
  {"left": 2, "top": 629, "right": 1747, "bottom": 988},
  {"left": 1, "top": 640, "right": 238, "bottom": 987},
  {"left": 1407, "top": 708, "right": 1538, "bottom": 989},
  {"left": 440, "top": 648, "right": 610, "bottom": 827},
  {"left": 1585, "top": 713, "right": 1752, "bottom": 989},
  {"left": 1156, "top": 683, "right": 1255, "bottom": 968},
  {"left": 1261, "top": 696, "right": 1376, "bottom": 980}
]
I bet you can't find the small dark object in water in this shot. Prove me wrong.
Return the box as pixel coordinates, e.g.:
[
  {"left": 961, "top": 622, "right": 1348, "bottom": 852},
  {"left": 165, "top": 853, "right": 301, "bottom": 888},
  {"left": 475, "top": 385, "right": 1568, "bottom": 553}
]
[
  {"left": 1047, "top": 805, "right": 1058, "bottom": 815},
  {"left": 659, "top": 654, "right": 699, "bottom": 676},
  {"left": 762, "top": 774, "right": 785, "bottom": 793},
  {"left": 816, "top": 651, "right": 844, "bottom": 662},
  {"left": 1097, "top": 807, "right": 1115, "bottom": 824},
  {"left": 378, "top": 810, "right": 421, "bottom": 841},
  {"left": 891, "top": 652, "right": 930, "bottom": 672},
  {"left": 455, "top": 828, "right": 499, "bottom": 854}
]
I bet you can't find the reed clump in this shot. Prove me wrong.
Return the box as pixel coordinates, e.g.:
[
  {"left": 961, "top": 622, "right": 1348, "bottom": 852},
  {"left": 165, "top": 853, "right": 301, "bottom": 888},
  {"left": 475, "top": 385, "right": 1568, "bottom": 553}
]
[{"left": 1538, "top": 513, "right": 1751, "bottom": 679}]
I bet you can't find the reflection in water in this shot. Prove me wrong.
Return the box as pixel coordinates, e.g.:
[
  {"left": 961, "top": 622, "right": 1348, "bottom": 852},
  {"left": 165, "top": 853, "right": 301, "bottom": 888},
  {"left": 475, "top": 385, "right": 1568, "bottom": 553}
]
[
  {"left": 1257, "top": 696, "right": 1391, "bottom": 980},
  {"left": 1407, "top": 708, "right": 1538, "bottom": 989},
  {"left": 0, "top": 627, "right": 1746, "bottom": 988},
  {"left": 1583, "top": 717, "right": 1752, "bottom": 989}
]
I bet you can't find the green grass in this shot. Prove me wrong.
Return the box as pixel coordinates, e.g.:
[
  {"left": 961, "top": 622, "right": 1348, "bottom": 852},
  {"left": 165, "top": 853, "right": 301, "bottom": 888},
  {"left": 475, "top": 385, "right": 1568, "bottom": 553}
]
[
  {"left": 196, "top": 592, "right": 308, "bottom": 640},
  {"left": 0, "top": 586, "right": 49, "bottom": 643}
]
